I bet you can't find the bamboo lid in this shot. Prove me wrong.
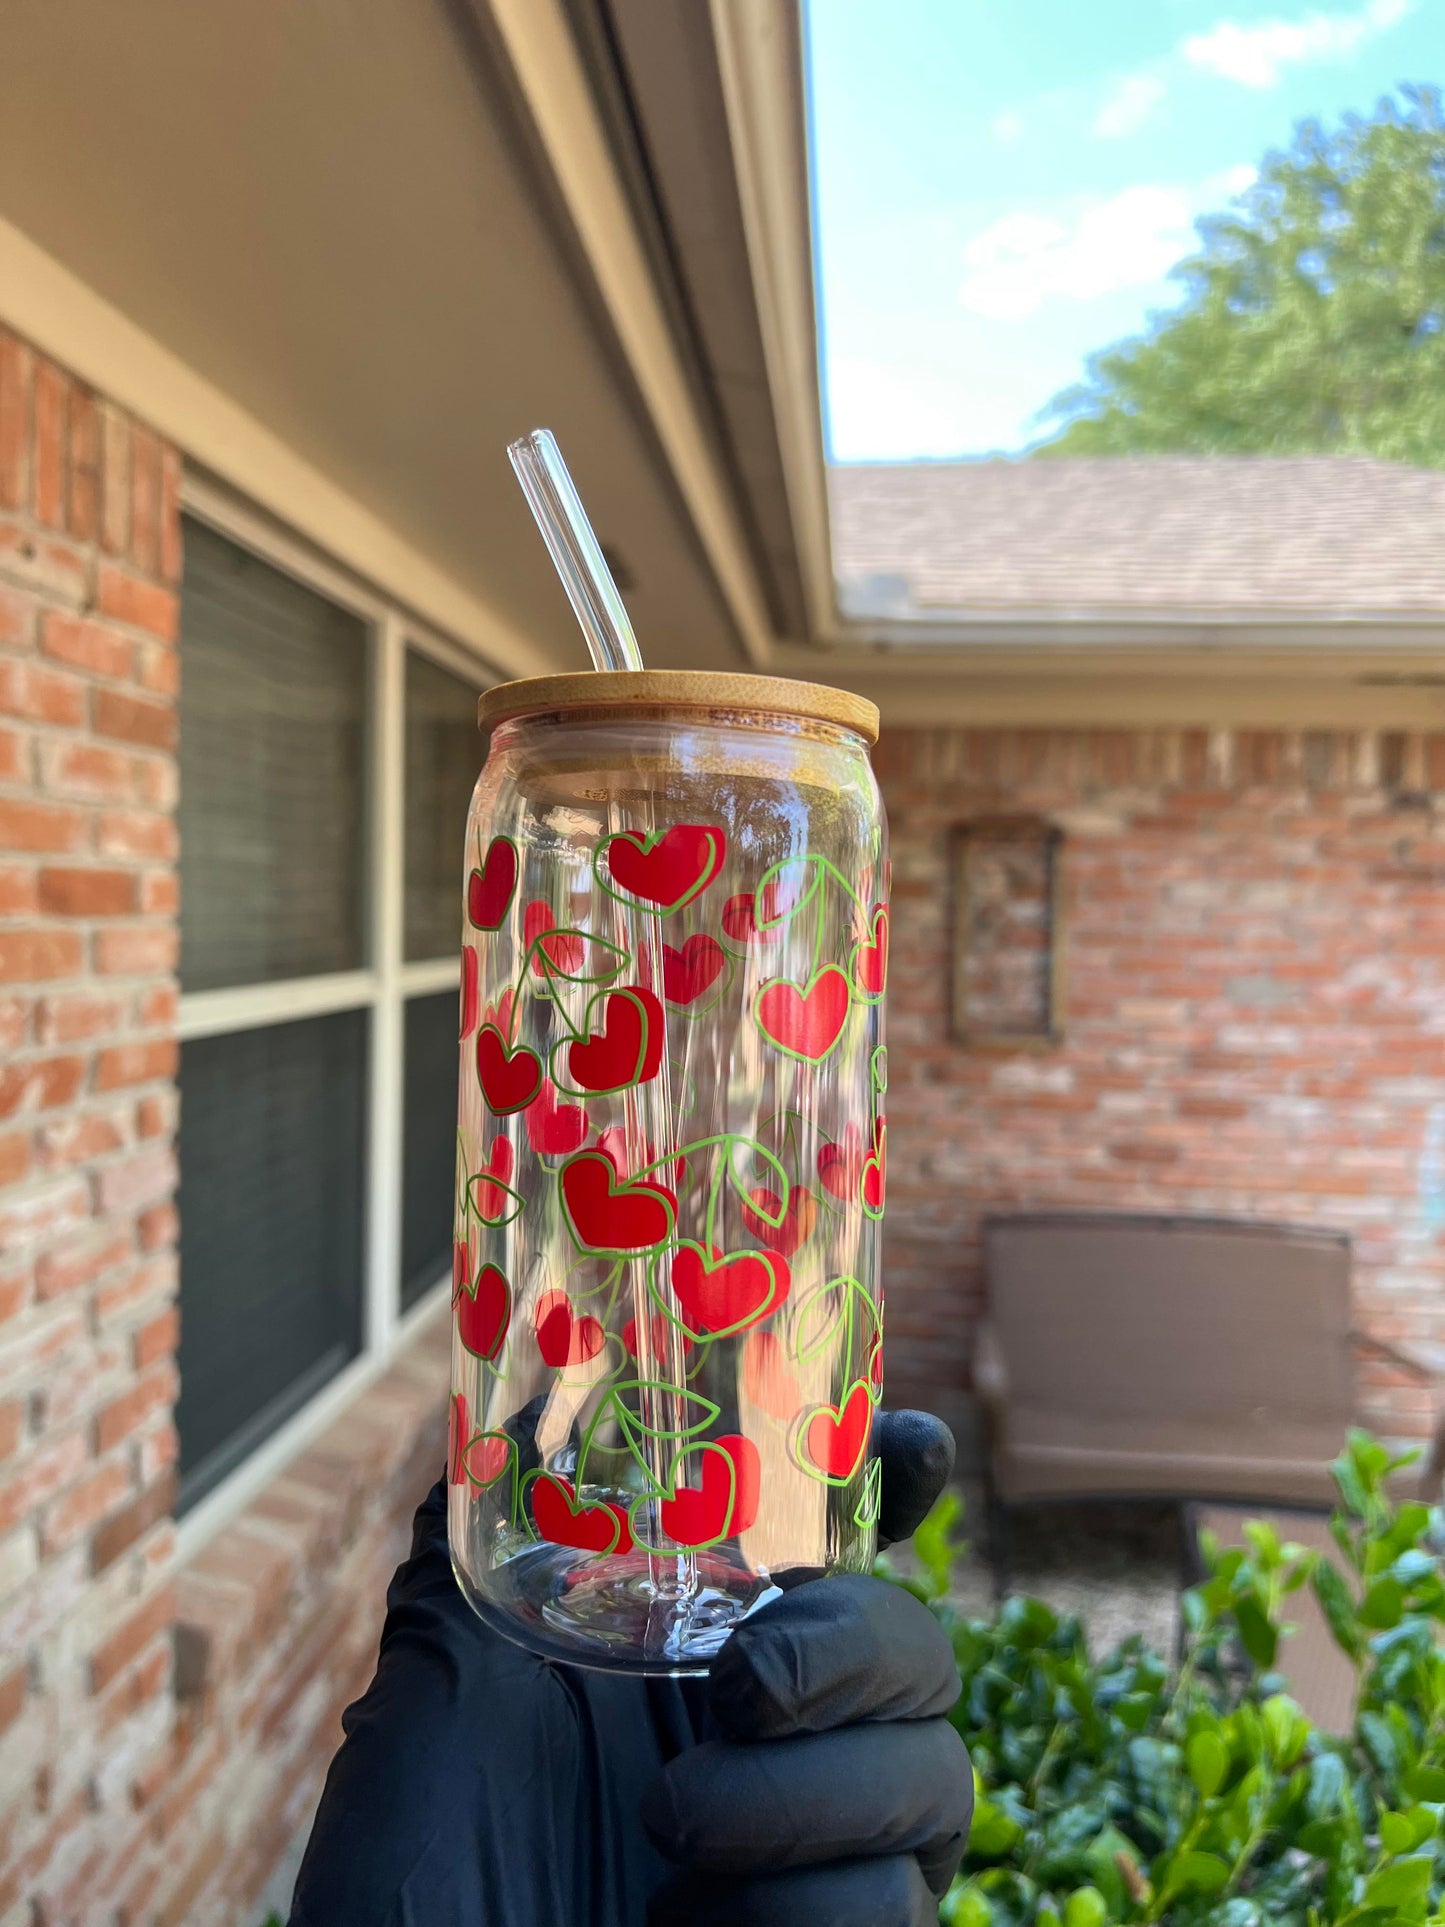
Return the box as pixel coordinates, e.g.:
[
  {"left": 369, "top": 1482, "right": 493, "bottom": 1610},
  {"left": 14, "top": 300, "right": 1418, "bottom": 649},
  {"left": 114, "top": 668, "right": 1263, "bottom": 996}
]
[{"left": 477, "top": 670, "right": 879, "bottom": 745}]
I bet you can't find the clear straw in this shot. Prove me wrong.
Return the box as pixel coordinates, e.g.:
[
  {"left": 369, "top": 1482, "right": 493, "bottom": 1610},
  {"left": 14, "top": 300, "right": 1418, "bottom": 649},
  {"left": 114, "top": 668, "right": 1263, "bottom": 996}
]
[
  {"left": 507, "top": 430, "right": 644, "bottom": 673},
  {"left": 507, "top": 427, "right": 697, "bottom": 1658}
]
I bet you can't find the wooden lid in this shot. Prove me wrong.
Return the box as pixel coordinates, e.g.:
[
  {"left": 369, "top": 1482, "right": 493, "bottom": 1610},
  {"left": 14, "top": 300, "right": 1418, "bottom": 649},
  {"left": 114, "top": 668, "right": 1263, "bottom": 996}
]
[{"left": 477, "top": 670, "right": 879, "bottom": 745}]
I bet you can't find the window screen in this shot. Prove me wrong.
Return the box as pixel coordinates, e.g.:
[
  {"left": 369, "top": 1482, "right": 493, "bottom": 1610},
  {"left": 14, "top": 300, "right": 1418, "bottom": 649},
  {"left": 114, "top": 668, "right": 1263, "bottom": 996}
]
[
  {"left": 401, "top": 990, "right": 460, "bottom": 1311},
  {"left": 404, "top": 649, "right": 482, "bottom": 962},
  {"left": 179, "top": 517, "right": 369, "bottom": 992},
  {"left": 176, "top": 1011, "right": 367, "bottom": 1510}
]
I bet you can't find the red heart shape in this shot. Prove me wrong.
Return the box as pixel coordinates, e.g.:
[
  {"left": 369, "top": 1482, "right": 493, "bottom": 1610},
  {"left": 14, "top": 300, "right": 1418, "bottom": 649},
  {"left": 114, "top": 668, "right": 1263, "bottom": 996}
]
[
  {"left": 804, "top": 1382, "right": 872, "bottom": 1481},
  {"left": 660, "top": 1434, "right": 760, "bottom": 1546},
  {"left": 623, "top": 1311, "right": 693, "bottom": 1361},
  {"left": 852, "top": 903, "right": 889, "bottom": 997},
  {"left": 862, "top": 1118, "right": 886, "bottom": 1217},
  {"left": 534, "top": 1290, "right": 605, "bottom": 1367},
  {"left": 593, "top": 1128, "right": 686, "bottom": 1193},
  {"left": 662, "top": 934, "right": 726, "bottom": 1005},
  {"left": 456, "top": 1261, "right": 511, "bottom": 1361},
  {"left": 468, "top": 837, "right": 518, "bottom": 930},
  {"left": 720, "top": 877, "right": 789, "bottom": 945},
  {"left": 483, "top": 988, "right": 516, "bottom": 1037},
  {"left": 742, "top": 1330, "right": 801, "bottom": 1421},
  {"left": 524, "top": 900, "right": 585, "bottom": 976},
  {"left": 524, "top": 1078, "right": 587, "bottom": 1157},
  {"left": 459, "top": 1432, "right": 510, "bottom": 1487},
  {"left": 671, "top": 1243, "right": 790, "bottom": 1337},
  {"left": 476, "top": 1026, "right": 544, "bottom": 1115},
  {"left": 566, "top": 988, "right": 663, "bottom": 1093},
  {"left": 816, "top": 1122, "right": 865, "bottom": 1202},
  {"left": 533, "top": 1474, "right": 632, "bottom": 1555},
  {"left": 755, "top": 967, "right": 850, "bottom": 1062},
  {"left": 743, "top": 1186, "right": 817, "bottom": 1259},
  {"left": 561, "top": 1150, "right": 677, "bottom": 1255},
  {"left": 459, "top": 945, "right": 480, "bottom": 1039},
  {"left": 472, "top": 1137, "right": 515, "bottom": 1221},
  {"left": 448, "top": 1391, "right": 469, "bottom": 1485},
  {"left": 604, "top": 824, "right": 725, "bottom": 910}
]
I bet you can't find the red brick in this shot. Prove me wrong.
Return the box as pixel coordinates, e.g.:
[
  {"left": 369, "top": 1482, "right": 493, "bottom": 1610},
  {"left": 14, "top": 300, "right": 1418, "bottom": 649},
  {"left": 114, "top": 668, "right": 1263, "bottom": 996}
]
[
  {"left": 100, "top": 404, "right": 131, "bottom": 556},
  {"left": 136, "top": 1091, "right": 177, "bottom": 1140},
  {"left": 0, "top": 1173, "right": 90, "bottom": 1253},
  {"left": 0, "top": 1130, "right": 30, "bottom": 1188},
  {"left": 95, "top": 567, "right": 178, "bottom": 643},
  {"left": 0, "top": 1425, "right": 87, "bottom": 1533},
  {"left": 95, "top": 809, "right": 176, "bottom": 861},
  {"left": 0, "top": 1053, "right": 86, "bottom": 1118},
  {"left": 35, "top": 1227, "right": 132, "bottom": 1301},
  {"left": 0, "top": 864, "right": 37, "bottom": 915},
  {"left": 97, "top": 1628, "right": 171, "bottom": 1737},
  {"left": 41, "top": 1455, "right": 133, "bottom": 1555},
  {"left": 94, "top": 925, "right": 178, "bottom": 975},
  {"left": 36, "top": 1109, "right": 127, "bottom": 1172},
  {"left": 0, "top": 657, "right": 85, "bottom": 727},
  {"left": 37, "top": 737, "right": 143, "bottom": 803},
  {"left": 0, "top": 797, "right": 89, "bottom": 855},
  {"left": 89, "top": 1581, "right": 175, "bottom": 1692},
  {"left": 0, "top": 518, "right": 90, "bottom": 605},
  {"left": 93, "top": 1144, "right": 176, "bottom": 1216},
  {"left": 0, "top": 1261, "right": 30, "bottom": 1325},
  {"left": 33, "top": 360, "right": 68, "bottom": 529},
  {"left": 139, "top": 871, "right": 178, "bottom": 916},
  {"left": 0, "top": 929, "right": 83, "bottom": 983},
  {"left": 159, "top": 449, "right": 183, "bottom": 583},
  {"left": 0, "top": 997, "right": 28, "bottom": 1054},
  {"left": 33, "top": 989, "right": 123, "bottom": 1045},
  {"left": 0, "top": 722, "right": 28, "bottom": 784},
  {"left": 133, "top": 1305, "right": 179, "bottom": 1371},
  {"left": 135, "top": 982, "right": 177, "bottom": 1029},
  {"left": 40, "top": 610, "right": 133, "bottom": 681},
  {"left": 67, "top": 386, "right": 99, "bottom": 541},
  {"left": 0, "top": 1663, "right": 24, "bottom": 1735},
  {"left": 0, "top": 1398, "right": 24, "bottom": 1461},
  {"left": 94, "top": 1361, "right": 178, "bottom": 1456},
  {"left": 0, "top": 582, "right": 30, "bottom": 649},
  {"left": 136, "top": 1202, "right": 179, "bottom": 1254},
  {"left": 0, "top": 334, "right": 31, "bottom": 512},
  {"left": 130, "top": 427, "right": 162, "bottom": 577},
  {"left": 92, "top": 687, "right": 175, "bottom": 751},
  {"left": 136, "top": 640, "right": 180, "bottom": 697},
  {"left": 38, "top": 865, "right": 139, "bottom": 917},
  {"left": 95, "top": 1251, "right": 173, "bottom": 1326},
  {"left": 93, "top": 1038, "right": 177, "bottom": 1092}
]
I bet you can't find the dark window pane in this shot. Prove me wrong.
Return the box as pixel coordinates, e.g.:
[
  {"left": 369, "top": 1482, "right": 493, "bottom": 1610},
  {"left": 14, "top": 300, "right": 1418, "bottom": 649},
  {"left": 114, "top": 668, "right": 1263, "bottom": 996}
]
[
  {"left": 401, "top": 989, "right": 460, "bottom": 1311},
  {"left": 404, "top": 649, "right": 482, "bottom": 962},
  {"left": 177, "top": 1011, "right": 367, "bottom": 1510},
  {"left": 179, "top": 517, "right": 369, "bottom": 992}
]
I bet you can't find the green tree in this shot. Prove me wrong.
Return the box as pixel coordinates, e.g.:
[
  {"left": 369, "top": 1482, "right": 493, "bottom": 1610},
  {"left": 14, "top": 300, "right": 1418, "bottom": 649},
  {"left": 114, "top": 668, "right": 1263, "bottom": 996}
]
[{"left": 1037, "top": 87, "right": 1445, "bottom": 464}]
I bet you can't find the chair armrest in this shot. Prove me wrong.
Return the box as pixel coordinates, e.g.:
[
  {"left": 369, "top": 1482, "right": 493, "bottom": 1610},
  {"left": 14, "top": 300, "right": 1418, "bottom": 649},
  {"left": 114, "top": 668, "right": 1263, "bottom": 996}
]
[{"left": 1352, "top": 1328, "right": 1445, "bottom": 1500}]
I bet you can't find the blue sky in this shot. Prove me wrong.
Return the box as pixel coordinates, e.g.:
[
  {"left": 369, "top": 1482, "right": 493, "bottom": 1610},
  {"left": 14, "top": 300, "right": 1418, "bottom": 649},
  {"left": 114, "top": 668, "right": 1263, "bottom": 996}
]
[{"left": 805, "top": 0, "right": 1441, "bottom": 460}]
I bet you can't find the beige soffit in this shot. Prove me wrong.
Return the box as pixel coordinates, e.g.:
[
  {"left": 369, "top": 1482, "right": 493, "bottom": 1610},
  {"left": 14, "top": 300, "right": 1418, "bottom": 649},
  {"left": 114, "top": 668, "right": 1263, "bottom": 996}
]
[
  {"left": 482, "top": 0, "right": 777, "bottom": 669},
  {"left": 709, "top": 0, "right": 837, "bottom": 645},
  {"left": 0, "top": 216, "right": 556, "bottom": 681}
]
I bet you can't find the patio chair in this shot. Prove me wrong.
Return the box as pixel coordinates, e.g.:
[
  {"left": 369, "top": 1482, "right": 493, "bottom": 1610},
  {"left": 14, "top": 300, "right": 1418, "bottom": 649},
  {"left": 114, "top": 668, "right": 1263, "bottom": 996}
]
[{"left": 976, "top": 1212, "right": 1445, "bottom": 1562}]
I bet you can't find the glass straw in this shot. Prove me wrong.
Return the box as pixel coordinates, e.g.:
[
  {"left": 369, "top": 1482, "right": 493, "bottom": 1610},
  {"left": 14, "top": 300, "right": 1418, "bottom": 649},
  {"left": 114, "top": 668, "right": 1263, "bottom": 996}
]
[{"left": 507, "top": 429, "right": 697, "bottom": 1655}]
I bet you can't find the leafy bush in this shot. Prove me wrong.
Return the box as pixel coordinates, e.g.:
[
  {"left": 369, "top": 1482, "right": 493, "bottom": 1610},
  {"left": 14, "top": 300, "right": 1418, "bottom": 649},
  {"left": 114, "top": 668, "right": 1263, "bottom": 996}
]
[{"left": 879, "top": 1433, "right": 1445, "bottom": 1926}]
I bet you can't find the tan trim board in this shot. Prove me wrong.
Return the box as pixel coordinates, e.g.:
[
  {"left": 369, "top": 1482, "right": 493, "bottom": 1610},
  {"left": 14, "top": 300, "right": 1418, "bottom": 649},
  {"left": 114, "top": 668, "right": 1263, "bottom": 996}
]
[
  {"left": 483, "top": 0, "right": 777, "bottom": 669},
  {"left": 709, "top": 0, "right": 837, "bottom": 645},
  {"left": 0, "top": 215, "right": 556, "bottom": 682}
]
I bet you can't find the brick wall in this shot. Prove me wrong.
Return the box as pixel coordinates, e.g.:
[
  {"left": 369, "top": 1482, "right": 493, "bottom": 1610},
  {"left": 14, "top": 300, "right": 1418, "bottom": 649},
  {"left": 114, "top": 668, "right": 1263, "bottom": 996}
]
[
  {"left": 0, "top": 328, "right": 447, "bottom": 1927},
  {"left": 879, "top": 726, "right": 1445, "bottom": 1454}
]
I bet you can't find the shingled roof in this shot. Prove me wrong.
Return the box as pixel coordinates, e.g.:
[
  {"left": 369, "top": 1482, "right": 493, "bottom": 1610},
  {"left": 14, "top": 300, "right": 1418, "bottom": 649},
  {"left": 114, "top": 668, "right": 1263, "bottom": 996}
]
[{"left": 827, "top": 458, "right": 1445, "bottom": 621}]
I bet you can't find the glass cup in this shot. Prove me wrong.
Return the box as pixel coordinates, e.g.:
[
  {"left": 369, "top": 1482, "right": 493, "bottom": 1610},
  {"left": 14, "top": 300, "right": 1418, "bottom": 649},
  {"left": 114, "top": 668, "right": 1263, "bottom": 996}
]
[{"left": 449, "top": 671, "right": 889, "bottom": 1673}]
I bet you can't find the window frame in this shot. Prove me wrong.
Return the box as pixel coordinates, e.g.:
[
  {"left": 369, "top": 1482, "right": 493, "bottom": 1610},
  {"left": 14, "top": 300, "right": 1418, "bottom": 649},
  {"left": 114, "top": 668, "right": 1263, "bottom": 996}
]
[{"left": 176, "top": 475, "right": 491, "bottom": 1558}]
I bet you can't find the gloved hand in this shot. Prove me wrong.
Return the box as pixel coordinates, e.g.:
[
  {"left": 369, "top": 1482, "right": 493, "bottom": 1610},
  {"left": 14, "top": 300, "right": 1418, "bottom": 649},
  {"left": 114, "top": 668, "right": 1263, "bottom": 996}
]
[
  {"left": 288, "top": 1409, "right": 967, "bottom": 1927},
  {"left": 644, "top": 1410, "right": 973, "bottom": 1925}
]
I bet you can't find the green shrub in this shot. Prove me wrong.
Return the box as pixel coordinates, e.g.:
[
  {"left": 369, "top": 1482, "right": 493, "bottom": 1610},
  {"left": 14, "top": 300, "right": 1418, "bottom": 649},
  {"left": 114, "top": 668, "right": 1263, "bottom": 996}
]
[{"left": 878, "top": 1432, "right": 1445, "bottom": 1925}]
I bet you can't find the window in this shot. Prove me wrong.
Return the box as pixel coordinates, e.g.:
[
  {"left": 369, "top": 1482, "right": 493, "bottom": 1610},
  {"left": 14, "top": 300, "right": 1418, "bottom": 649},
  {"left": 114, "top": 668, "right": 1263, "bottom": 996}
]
[
  {"left": 952, "top": 819, "right": 1063, "bottom": 1049},
  {"left": 177, "top": 495, "right": 488, "bottom": 1530}
]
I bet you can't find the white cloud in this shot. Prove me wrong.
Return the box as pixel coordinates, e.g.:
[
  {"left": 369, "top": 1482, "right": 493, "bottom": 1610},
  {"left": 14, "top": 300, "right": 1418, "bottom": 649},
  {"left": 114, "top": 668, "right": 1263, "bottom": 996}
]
[
  {"left": 991, "top": 109, "right": 1025, "bottom": 145},
  {"left": 826, "top": 355, "right": 1026, "bottom": 460},
  {"left": 1182, "top": 0, "right": 1411, "bottom": 88},
  {"left": 957, "top": 168, "right": 1255, "bottom": 321},
  {"left": 1093, "top": 72, "right": 1167, "bottom": 138}
]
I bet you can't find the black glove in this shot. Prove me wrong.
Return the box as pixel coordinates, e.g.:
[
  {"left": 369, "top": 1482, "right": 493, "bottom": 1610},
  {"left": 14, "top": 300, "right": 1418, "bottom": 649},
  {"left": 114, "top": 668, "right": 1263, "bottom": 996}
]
[{"left": 288, "top": 1409, "right": 965, "bottom": 1927}]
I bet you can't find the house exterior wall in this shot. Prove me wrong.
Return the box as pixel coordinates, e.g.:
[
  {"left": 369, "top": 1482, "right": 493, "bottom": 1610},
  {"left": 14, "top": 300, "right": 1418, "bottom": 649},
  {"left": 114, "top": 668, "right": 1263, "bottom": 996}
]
[
  {"left": 0, "top": 327, "right": 445, "bottom": 1927},
  {"left": 878, "top": 725, "right": 1445, "bottom": 1455}
]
